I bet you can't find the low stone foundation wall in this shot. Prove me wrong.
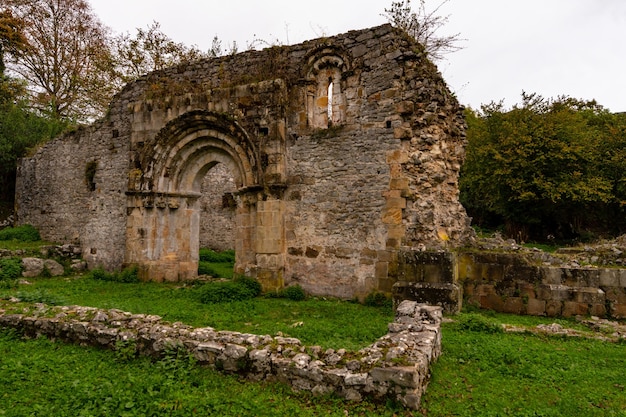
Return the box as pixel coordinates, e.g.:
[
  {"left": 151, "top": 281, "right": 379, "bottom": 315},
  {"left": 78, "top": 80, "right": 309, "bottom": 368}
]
[
  {"left": 459, "top": 252, "right": 626, "bottom": 318},
  {"left": 393, "top": 250, "right": 626, "bottom": 319},
  {"left": 0, "top": 300, "right": 441, "bottom": 410}
]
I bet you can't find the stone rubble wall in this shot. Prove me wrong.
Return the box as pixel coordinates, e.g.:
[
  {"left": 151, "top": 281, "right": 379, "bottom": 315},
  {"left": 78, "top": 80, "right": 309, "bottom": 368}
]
[
  {"left": 15, "top": 102, "right": 131, "bottom": 272},
  {"left": 0, "top": 300, "right": 441, "bottom": 410}
]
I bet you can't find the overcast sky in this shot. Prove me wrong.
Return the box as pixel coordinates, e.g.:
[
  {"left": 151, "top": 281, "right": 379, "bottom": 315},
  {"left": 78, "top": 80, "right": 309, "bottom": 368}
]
[{"left": 89, "top": 0, "right": 626, "bottom": 113}]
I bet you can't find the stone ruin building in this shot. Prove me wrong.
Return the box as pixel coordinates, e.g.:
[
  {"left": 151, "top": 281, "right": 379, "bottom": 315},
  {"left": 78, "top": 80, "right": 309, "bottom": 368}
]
[{"left": 15, "top": 24, "right": 473, "bottom": 300}]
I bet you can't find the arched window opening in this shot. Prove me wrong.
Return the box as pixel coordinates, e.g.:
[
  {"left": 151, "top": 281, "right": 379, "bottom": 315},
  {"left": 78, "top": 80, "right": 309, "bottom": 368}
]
[
  {"left": 305, "top": 53, "right": 348, "bottom": 130},
  {"left": 327, "top": 78, "right": 334, "bottom": 126}
]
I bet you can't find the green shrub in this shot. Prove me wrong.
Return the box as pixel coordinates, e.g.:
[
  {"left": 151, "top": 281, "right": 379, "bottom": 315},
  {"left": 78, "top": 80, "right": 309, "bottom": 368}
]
[
  {"left": 117, "top": 266, "right": 139, "bottom": 283},
  {"left": 456, "top": 313, "right": 503, "bottom": 334},
  {"left": 195, "top": 281, "right": 256, "bottom": 304},
  {"left": 198, "top": 261, "right": 219, "bottom": 276},
  {"left": 15, "top": 289, "right": 63, "bottom": 305},
  {"left": 265, "top": 285, "right": 306, "bottom": 301},
  {"left": 0, "top": 224, "right": 41, "bottom": 242},
  {"left": 88, "top": 266, "right": 139, "bottom": 283},
  {"left": 114, "top": 339, "right": 138, "bottom": 362},
  {"left": 281, "top": 285, "right": 306, "bottom": 301},
  {"left": 199, "top": 248, "right": 235, "bottom": 263},
  {"left": 0, "top": 258, "right": 22, "bottom": 280},
  {"left": 233, "top": 275, "right": 262, "bottom": 297},
  {"left": 364, "top": 291, "right": 392, "bottom": 308}
]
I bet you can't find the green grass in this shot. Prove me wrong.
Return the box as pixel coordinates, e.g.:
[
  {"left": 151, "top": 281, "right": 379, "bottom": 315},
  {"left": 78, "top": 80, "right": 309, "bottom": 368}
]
[
  {"left": 198, "top": 261, "right": 235, "bottom": 278},
  {"left": 198, "top": 248, "right": 235, "bottom": 278},
  {"left": 0, "top": 328, "right": 401, "bottom": 417},
  {"left": 0, "top": 276, "right": 392, "bottom": 351},
  {"left": 522, "top": 241, "right": 560, "bottom": 253},
  {"left": 1, "top": 275, "right": 626, "bottom": 415},
  {"left": 421, "top": 318, "right": 626, "bottom": 416},
  {"left": 0, "top": 239, "right": 54, "bottom": 251},
  {"left": 1, "top": 308, "right": 625, "bottom": 416}
]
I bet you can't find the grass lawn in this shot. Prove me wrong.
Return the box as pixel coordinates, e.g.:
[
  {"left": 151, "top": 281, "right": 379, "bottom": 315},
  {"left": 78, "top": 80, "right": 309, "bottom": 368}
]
[
  {"left": 1, "top": 277, "right": 625, "bottom": 416},
  {"left": 3, "top": 276, "right": 392, "bottom": 351}
]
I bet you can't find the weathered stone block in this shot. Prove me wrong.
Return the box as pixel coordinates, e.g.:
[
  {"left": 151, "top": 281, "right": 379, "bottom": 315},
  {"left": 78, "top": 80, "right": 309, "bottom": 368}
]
[
  {"left": 619, "top": 270, "right": 626, "bottom": 288},
  {"left": 375, "top": 262, "right": 389, "bottom": 280},
  {"left": 518, "top": 283, "right": 537, "bottom": 299},
  {"left": 370, "top": 367, "right": 420, "bottom": 389},
  {"left": 574, "top": 287, "right": 605, "bottom": 305},
  {"left": 611, "top": 303, "right": 626, "bottom": 319},
  {"left": 599, "top": 269, "right": 620, "bottom": 287},
  {"left": 590, "top": 303, "right": 606, "bottom": 317},
  {"left": 537, "top": 284, "right": 570, "bottom": 301},
  {"left": 526, "top": 298, "right": 546, "bottom": 316},
  {"left": 541, "top": 267, "right": 563, "bottom": 285},
  {"left": 604, "top": 287, "right": 626, "bottom": 304},
  {"left": 562, "top": 301, "right": 588, "bottom": 317},
  {"left": 393, "top": 281, "right": 461, "bottom": 314},
  {"left": 545, "top": 300, "right": 562, "bottom": 317},
  {"left": 21, "top": 257, "right": 44, "bottom": 278},
  {"left": 480, "top": 293, "right": 504, "bottom": 312},
  {"left": 503, "top": 297, "right": 524, "bottom": 314}
]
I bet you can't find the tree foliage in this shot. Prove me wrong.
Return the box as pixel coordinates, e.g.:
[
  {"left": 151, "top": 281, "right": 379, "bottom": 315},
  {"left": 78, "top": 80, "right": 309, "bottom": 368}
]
[
  {"left": 3, "top": 0, "right": 113, "bottom": 122},
  {"left": 460, "top": 93, "right": 626, "bottom": 241},
  {"left": 0, "top": 96, "right": 68, "bottom": 200},
  {"left": 0, "top": 3, "right": 220, "bottom": 205},
  {"left": 382, "top": 0, "right": 463, "bottom": 61},
  {"left": 110, "top": 21, "right": 210, "bottom": 88},
  {"left": 0, "top": 9, "right": 28, "bottom": 76}
]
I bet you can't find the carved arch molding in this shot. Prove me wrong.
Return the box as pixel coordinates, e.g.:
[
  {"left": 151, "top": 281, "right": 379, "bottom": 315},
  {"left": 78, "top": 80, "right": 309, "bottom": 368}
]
[
  {"left": 125, "top": 46, "right": 353, "bottom": 285},
  {"left": 125, "top": 110, "right": 283, "bottom": 284}
]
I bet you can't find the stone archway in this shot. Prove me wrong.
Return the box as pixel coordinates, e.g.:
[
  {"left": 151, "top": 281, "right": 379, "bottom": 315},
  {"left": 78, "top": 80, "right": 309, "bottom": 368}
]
[{"left": 124, "top": 110, "right": 278, "bottom": 283}]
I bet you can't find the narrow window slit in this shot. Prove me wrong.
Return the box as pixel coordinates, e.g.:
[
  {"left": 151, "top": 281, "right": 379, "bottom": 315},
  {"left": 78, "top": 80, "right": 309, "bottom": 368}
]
[{"left": 327, "top": 78, "right": 334, "bottom": 126}]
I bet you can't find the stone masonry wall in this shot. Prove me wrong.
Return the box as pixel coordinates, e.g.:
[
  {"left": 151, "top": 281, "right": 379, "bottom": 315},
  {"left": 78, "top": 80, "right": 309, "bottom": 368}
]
[
  {"left": 16, "top": 24, "right": 473, "bottom": 298},
  {"left": 393, "top": 250, "right": 626, "bottom": 319},
  {"left": 0, "top": 300, "right": 441, "bottom": 411},
  {"left": 15, "top": 113, "right": 131, "bottom": 271},
  {"left": 459, "top": 252, "right": 626, "bottom": 319},
  {"left": 199, "top": 163, "right": 237, "bottom": 251}
]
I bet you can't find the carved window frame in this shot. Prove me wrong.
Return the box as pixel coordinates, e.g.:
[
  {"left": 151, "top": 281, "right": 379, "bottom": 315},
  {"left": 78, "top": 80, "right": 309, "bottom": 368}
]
[{"left": 305, "top": 53, "right": 348, "bottom": 129}]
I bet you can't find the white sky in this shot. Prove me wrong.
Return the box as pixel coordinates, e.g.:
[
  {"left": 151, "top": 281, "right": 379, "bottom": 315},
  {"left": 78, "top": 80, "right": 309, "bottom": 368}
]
[{"left": 89, "top": 0, "right": 626, "bottom": 112}]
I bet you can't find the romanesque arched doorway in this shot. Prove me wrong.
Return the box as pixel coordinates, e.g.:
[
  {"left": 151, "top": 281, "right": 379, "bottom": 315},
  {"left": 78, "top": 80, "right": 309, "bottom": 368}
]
[{"left": 124, "top": 111, "right": 285, "bottom": 287}]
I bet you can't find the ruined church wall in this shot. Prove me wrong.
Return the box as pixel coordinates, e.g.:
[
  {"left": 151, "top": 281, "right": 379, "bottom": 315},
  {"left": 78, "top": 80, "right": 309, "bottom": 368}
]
[
  {"left": 15, "top": 24, "right": 472, "bottom": 298},
  {"left": 16, "top": 103, "right": 131, "bottom": 271},
  {"left": 282, "top": 26, "right": 471, "bottom": 298}
]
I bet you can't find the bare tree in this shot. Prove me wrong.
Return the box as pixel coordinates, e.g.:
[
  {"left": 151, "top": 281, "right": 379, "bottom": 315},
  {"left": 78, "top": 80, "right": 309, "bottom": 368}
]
[
  {"left": 382, "top": 0, "right": 463, "bottom": 61},
  {"left": 3, "top": 0, "right": 113, "bottom": 121}
]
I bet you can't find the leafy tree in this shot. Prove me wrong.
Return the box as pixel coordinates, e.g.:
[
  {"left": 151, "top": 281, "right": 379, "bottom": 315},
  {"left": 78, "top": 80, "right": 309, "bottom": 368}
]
[
  {"left": 110, "top": 21, "right": 210, "bottom": 88},
  {"left": 0, "top": 99, "right": 68, "bottom": 201},
  {"left": 3, "top": 0, "right": 113, "bottom": 122},
  {"left": 0, "top": 9, "right": 28, "bottom": 76},
  {"left": 382, "top": 0, "right": 463, "bottom": 61},
  {"left": 460, "top": 93, "right": 624, "bottom": 241}
]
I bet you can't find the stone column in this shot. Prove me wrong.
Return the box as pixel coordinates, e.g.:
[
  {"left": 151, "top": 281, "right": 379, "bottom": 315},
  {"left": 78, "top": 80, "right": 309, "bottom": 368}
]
[
  {"left": 125, "top": 192, "right": 200, "bottom": 282},
  {"left": 255, "top": 198, "right": 285, "bottom": 290}
]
